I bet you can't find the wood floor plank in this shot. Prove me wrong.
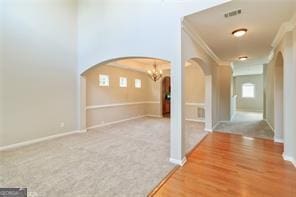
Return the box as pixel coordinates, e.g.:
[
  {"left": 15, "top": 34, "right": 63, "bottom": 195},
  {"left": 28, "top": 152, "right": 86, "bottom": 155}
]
[{"left": 151, "top": 132, "right": 296, "bottom": 197}]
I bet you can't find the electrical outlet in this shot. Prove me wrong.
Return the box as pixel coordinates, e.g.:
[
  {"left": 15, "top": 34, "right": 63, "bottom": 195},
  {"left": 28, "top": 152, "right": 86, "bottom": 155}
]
[{"left": 60, "top": 122, "right": 65, "bottom": 128}]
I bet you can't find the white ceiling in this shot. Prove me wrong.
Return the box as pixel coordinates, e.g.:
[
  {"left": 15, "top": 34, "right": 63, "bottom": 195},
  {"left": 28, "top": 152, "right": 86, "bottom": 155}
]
[
  {"left": 233, "top": 64, "right": 263, "bottom": 76},
  {"left": 185, "top": 0, "right": 296, "bottom": 69},
  {"left": 106, "top": 58, "right": 170, "bottom": 73}
]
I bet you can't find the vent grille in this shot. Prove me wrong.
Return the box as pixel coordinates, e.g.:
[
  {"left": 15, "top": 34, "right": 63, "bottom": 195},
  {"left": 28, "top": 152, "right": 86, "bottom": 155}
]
[
  {"left": 197, "top": 107, "right": 205, "bottom": 119},
  {"left": 224, "top": 9, "right": 242, "bottom": 18}
]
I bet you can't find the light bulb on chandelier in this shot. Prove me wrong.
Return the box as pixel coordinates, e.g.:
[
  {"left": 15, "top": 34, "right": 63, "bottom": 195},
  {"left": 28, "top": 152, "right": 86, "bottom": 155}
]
[{"left": 147, "top": 62, "right": 162, "bottom": 82}]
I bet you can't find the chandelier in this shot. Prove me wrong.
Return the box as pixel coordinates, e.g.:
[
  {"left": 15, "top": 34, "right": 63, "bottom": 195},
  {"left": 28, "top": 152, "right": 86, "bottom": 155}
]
[{"left": 147, "top": 62, "right": 162, "bottom": 82}]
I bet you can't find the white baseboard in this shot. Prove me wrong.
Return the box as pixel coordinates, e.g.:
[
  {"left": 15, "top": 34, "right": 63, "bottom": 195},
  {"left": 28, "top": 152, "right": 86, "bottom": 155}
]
[
  {"left": 0, "top": 130, "right": 84, "bottom": 151},
  {"left": 282, "top": 153, "right": 296, "bottom": 168},
  {"left": 264, "top": 119, "right": 274, "bottom": 132},
  {"left": 87, "top": 115, "right": 145, "bottom": 130},
  {"left": 169, "top": 157, "right": 187, "bottom": 166},
  {"left": 146, "top": 114, "right": 162, "bottom": 118},
  {"left": 236, "top": 109, "right": 263, "bottom": 113},
  {"left": 205, "top": 121, "right": 223, "bottom": 132},
  {"left": 205, "top": 128, "right": 213, "bottom": 132},
  {"left": 185, "top": 118, "right": 205, "bottom": 123},
  {"left": 210, "top": 121, "right": 221, "bottom": 132},
  {"left": 274, "top": 138, "right": 284, "bottom": 143}
]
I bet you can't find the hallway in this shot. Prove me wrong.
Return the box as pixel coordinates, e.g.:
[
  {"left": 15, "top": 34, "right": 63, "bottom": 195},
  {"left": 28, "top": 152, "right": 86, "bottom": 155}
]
[
  {"left": 151, "top": 132, "right": 296, "bottom": 197},
  {"left": 214, "top": 111, "right": 273, "bottom": 140}
]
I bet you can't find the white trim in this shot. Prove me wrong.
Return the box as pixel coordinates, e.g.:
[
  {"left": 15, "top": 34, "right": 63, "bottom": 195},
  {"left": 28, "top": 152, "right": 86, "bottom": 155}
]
[
  {"left": 274, "top": 138, "right": 284, "bottom": 143},
  {"left": 79, "top": 129, "right": 87, "bottom": 133},
  {"left": 86, "top": 101, "right": 160, "bottom": 110},
  {"left": 182, "top": 20, "right": 228, "bottom": 66},
  {"left": 185, "top": 118, "right": 205, "bottom": 123},
  {"left": 211, "top": 121, "right": 221, "bottom": 131},
  {"left": 86, "top": 115, "right": 145, "bottom": 130},
  {"left": 282, "top": 153, "right": 296, "bottom": 168},
  {"left": 185, "top": 102, "right": 205, "bottom": 106},
  {"left": 271, "top": 13, "right": 296, "bottom": 48},
  {"left": 147, "top": 114, "right": 162, "bottom": 118},
  {"left": 264, "top": 119, "right": 274, "bottom": 132},
  {"left": 0, "top": 130, "right": 84, "bottom": 151},
  {"left": 169, "top": 157, "right": 187, "bottom": 166},
  {"left": 205, "top": 128, "right": 213, "bottom": 132},
  {"left": 263, "top": 120, "right": 285, "bottom": 143}
]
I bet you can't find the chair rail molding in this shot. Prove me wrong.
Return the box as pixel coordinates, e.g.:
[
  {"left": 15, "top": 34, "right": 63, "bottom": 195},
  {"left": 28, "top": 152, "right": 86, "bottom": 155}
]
[{"left": 86, "top": 101, "right": 160, "bottom": 110}]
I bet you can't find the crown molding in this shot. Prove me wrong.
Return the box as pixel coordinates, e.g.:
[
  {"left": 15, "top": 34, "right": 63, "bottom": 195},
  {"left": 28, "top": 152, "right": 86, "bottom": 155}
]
[
  {"left": 271, "top": 13, "right": 296, "bottom": 48},
  {"left": 182, "top": 20, "right": 229, "bottom": 66}
]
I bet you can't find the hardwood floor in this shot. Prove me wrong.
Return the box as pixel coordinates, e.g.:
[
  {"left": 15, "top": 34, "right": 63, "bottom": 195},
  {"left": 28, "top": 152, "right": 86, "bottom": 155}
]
[{"left": 151, "top": 132, "right": 296, "bottom": 197}]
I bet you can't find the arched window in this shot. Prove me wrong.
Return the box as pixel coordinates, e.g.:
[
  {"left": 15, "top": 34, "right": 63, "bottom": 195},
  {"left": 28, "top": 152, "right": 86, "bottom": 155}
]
[{"left": 242, "top": 83, "right": 255, "bottom": 98}]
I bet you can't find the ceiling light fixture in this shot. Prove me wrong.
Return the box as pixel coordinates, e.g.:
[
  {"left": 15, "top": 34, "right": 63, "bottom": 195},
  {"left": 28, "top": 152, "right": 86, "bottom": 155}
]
[
  {"left": 239, "top": 56, "right": 248, "bottom": 61},
  {"left": 232, "top": 28, "right": 248, "bottom": 37},
  {"left": 147, "top": 62, "right": 162, "bottom": 82}
]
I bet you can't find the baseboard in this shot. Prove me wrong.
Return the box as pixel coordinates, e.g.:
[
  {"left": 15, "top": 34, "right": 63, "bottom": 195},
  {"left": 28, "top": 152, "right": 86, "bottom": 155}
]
[
  {"left": 185, "top": 118, "right": 205, "bottom": 123},
  {"left": 205, "top": 121, "right": 222, "bottom": 132},
  {"left": 169, "top": 157, "right": 187, "bottom": 166},
  {"left": 264, "top": 119, "right": 274, "bottom": 132},
  {"left": 87, "top": 115, "right": 145, "bottom": 130},
  {"left": 230, "top": 113, "right": 235, "bottom": 121},
  {"left": 146, "top": 115, "right": 162, "bottom": 118},
  {"left": 282, "top": 153, "right": 296, "bottom": 168},
  {"left": 210, "top": 121, "right": 221, "bottom": 132},
  {"left": 236, "top": 109, "right": 263, "bottom": 113},
  {"left": 0, "top": 130, "right": 83, "bottom": 151},
  {"left": 274, "top": 138, "right": 284, "bottom": 143}
]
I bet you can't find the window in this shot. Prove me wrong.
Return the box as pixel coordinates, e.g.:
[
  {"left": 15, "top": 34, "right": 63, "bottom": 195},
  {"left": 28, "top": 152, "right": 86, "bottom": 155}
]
[
  {"left": 119, "top": 77, "right": 127, "bottom": 88},
  {"left": 135, "top": 79, "right": 141, "bottom": 88},
  {"left": 99, "top": 74, "right": 109, "bottom": 86},
  {"left": 242, "top": 83, "right": 255, "bottom": 98}
]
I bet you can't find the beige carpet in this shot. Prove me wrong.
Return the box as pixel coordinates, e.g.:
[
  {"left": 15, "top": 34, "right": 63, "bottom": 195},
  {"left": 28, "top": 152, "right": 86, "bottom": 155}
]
[
  {"left": 214, "top": 111, "right": 274, "bottom": 140},
  {"left": 0, "top": 117, "right": 207, "bottom": 197}
]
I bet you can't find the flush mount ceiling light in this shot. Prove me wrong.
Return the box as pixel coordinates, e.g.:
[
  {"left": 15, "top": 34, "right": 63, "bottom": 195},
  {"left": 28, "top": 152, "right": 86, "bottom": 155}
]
[
  {"left": 232, "top": 28, "right": 248, "bottom": 37},
  {"left": 239, "top": 56, "right": 248, "bottom": 61}
]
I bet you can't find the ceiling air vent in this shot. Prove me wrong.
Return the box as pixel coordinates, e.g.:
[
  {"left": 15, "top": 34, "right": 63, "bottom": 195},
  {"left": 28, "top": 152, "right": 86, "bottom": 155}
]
[{"left": 224, "top": 9, "right": 242, "bottom": 18}]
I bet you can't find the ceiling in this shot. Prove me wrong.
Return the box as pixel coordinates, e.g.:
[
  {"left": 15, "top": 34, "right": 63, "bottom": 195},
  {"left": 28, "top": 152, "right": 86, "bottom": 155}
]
[
  {"left": 185, "top": 0, "right": 296, "bottom": 69},
  {"left": 233, "top": 64, "right": 263, "bottom": 76},
  {"left": 106, "top": 58, "right": 171, "bottom": 73}
]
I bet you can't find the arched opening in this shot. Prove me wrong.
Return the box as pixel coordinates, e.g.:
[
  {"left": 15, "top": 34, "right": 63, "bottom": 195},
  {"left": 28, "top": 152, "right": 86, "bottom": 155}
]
[
  {"left": 79, "top": 57, "right": 171, "bottom": 131},
  {"left": 183, "top": 58, "right": 212, "bottom": 152},
  {"left": 186, "top": 58, "right": 212, "bottom": 131},
  {"left": 162, "top": 76, "right": 171, "bottom": 117},
  {"left": 274, "top": 52, "right": 284, "bottom": 141}
]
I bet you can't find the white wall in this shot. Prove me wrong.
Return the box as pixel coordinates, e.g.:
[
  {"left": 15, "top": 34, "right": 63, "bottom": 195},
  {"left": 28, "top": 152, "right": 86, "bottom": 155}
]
[
  {"left": 181, "top": 27, "right": 232, "bottom": 129},
  {"left": 77, "top": 0, "right": 228, "bottom": 74},
  {"left": 234, "top": 74, "right": 264, "bottom": 112},
  {"left": 1, "top": 0, "right": 78, "bottom": 146},
  {"left": 0, "top": 0, "right": 4, "bottom": 146},
  {"left": 77, "top": 0, "right": 227, "bottom": 164},
  {"left": 264, "top": 21, "right": 296, "bottom": 165},
  {"left": 1, "top": 0, "right": 228, "bottom": 165}
]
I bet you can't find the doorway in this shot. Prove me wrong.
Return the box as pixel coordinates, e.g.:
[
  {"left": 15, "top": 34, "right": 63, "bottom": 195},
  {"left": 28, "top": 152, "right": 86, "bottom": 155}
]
[{"left": 162, "top": 76, "right": 171, "bottom": 117}]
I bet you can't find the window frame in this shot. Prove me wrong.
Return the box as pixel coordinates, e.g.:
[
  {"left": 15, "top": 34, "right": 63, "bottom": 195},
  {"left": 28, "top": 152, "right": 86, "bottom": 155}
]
[
  {"left": 99, "top": 74, "right": 109, "bottom": 87},
  {"left": 119, "top": 77, "right": 127, "bottom": 88},
  {"left": 135, "top": 79, "right": 142, "bottom": 88},
  {"left": 241, "top": 83, "right": 255, "bottom": 98}
]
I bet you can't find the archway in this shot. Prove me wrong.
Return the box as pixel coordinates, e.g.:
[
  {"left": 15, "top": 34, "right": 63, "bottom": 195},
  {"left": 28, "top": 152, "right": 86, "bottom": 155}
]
[
  {"left": 274, "top": 52, "right": 284, "bottom": 141},
  {"left": 162, "top": 76, "right": 171, "bottom": 117},
  {"left": 79, "top": 56, "right": 171, "bottom": 132},
  {"left": 186, "top": 58, "right": 213, "bottom": 132}
]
